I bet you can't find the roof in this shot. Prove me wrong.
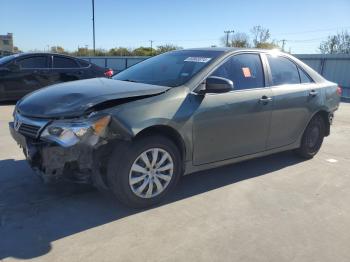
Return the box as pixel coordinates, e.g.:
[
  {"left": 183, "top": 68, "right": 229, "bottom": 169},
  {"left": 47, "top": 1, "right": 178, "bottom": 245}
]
[
  {"left": 179, "top": 47, "right": 286, "bottom": 54},
  {"left": 12, "top": 52, "right": 77, "bottom": 57}
]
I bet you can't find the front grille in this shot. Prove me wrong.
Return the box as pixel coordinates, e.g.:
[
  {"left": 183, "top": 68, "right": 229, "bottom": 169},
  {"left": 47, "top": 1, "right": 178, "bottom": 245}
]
[{"left": 18, "top": 123, "right": 41, "bottom": 138}]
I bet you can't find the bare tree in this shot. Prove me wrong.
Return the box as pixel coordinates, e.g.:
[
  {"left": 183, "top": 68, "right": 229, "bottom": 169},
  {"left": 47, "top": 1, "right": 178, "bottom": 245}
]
[
  {"left": 220, "top": 32, "right": 250, "bottom": 47},
  {"left": 50, "top": 46, "right": 65, "bottom": 53},
  {"left": 231, "top": 32, "right": 250, "bottom": 47},
  {"left": 319, "top": 31, "right": 350, "bottom": 54},
  {"left": 250, "top": 25, "right": 271, "bottom": 47},
  {"left": 156, "top": 44, "right": 182, "bottom": 54}
]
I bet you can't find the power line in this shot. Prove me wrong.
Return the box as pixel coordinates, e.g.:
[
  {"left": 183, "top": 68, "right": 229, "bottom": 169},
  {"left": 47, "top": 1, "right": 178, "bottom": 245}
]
[
  {"left": 287, "top": 37, "right": 329, "bottom": 43},
  {"left": 276, "top": 26, "right": 350, "bottom": 36}
]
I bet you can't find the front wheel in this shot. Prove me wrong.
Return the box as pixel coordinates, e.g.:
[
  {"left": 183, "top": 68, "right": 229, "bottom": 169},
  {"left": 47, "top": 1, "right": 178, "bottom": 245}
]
[
  {"left": 107, "top": 135, "right": 182, "bottom": 208},
  {"left": 294, "top": 114, "right": 325, "bottom": 159}
]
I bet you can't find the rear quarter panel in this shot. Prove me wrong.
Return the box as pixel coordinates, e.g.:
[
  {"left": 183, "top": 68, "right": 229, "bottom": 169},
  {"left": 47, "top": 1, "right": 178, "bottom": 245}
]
[{"left": 323, "top": 81, "right": 340, "bottom": 113}]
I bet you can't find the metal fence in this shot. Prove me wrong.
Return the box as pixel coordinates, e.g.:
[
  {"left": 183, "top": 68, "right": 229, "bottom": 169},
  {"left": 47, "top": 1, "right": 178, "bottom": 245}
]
[
  {"left": 81, "top": 56, "right": 149, "bottom": 72},
  {"left": 295, "top": 54, "right": 350, "bottom": 98},
  {"left": 82, "top": 54, "right": 350, "bottom": 98}
]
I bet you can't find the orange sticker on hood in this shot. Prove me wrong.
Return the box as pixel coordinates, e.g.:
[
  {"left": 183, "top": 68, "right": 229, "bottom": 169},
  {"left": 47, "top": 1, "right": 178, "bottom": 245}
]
[{"left": 242, "top": 67, "right": 251, "bottom": 77}]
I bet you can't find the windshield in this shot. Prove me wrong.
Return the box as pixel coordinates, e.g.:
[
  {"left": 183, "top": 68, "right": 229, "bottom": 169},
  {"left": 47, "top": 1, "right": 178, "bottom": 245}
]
[
  {"left": 113, "top": 50, "right": 223, "bottom": 87},
  {"left": 0, "top": 54, "right": 18, "bottom": 66}
]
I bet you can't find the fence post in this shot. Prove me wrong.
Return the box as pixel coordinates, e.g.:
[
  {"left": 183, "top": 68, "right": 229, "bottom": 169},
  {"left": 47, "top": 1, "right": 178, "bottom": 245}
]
[{"left": 320, "top": 58, "right": 326, "bottom": 76}]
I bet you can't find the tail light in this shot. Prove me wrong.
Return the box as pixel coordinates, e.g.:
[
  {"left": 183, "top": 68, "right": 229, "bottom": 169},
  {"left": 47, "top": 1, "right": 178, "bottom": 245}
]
[
  {"left": 337, "top": 86, "right": 342, "bottom": 96},
  {"left": 104, "top": 68, "right": 114, "bottom": 78}
]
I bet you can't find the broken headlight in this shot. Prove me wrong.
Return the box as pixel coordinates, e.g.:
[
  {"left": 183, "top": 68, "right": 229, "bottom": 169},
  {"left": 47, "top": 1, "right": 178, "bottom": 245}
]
[{"left": 41, "top": 115, "right": 111, "bottom": 147}]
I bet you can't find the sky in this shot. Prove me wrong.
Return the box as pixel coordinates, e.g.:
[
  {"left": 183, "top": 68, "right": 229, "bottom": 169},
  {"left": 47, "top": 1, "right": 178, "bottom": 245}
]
[{"left": 1, "top": 0, "right": 350, "bottom": 54}]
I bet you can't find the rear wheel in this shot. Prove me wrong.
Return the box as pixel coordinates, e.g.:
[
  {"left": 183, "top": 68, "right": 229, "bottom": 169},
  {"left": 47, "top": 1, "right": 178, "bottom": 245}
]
[
  {"left": 295, "top": 114, "right": 325, "bottom": 159},
  {"left": 107, "top": 135, "right": 182, "bottom": 208}
]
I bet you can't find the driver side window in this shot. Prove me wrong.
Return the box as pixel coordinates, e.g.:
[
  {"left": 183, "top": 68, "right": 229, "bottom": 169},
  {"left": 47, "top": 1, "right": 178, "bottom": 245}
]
[{"left": 211, "top": 54, "right": 264, "bottom": 90}]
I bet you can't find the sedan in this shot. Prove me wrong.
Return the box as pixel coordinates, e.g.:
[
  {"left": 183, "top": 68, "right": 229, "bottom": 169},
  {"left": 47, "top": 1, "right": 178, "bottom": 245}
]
[
  {"left": 0, "top": 53, "right": 113, "bottom": 101},
  {"left": 9, "top": 48, "right": 341, "bottom": 208}
]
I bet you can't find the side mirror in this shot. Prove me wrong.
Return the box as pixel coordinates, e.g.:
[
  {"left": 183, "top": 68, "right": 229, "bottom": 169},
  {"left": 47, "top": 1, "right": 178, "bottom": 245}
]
[{"left": 205, "top": 76, "right": 234, "bottom": 93}]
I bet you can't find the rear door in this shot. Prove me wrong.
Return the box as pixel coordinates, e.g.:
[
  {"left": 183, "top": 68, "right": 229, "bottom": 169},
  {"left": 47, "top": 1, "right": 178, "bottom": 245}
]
[
  {"left": 265, "top": 54, "right": 315, "bottom": 149},
  {"left": 78, "top": 59, "right": 105, "bottom": 78},
  {"left": 50, "top": 55, "right": 84, "bottom": 84},
  {"left": 192, "top": 53, "right": 273, "bottom": 165},
  {"left": 4, "top": 55, "right": 50, "bottom": 99}
]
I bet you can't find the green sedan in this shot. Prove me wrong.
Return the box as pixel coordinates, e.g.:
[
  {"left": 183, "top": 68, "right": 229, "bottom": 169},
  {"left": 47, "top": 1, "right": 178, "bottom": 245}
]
[{"left": 10, "top": 48, "right": 341, "bottom": 207}]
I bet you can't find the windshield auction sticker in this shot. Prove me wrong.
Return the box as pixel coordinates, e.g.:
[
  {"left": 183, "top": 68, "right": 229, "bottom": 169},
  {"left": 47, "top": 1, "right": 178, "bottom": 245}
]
[{"left": 184, "top": 57, "right": 212, "bottom": 63}]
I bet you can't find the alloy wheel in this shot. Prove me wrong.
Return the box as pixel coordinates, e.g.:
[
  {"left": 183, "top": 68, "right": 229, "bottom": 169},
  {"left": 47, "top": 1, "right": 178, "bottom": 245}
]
[{"left": 129, "top": 148, "right": 174, "bottom": 198}]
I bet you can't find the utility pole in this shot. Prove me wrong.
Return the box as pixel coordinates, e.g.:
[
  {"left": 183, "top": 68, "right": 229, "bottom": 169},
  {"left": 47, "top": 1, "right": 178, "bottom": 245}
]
[
  {"left": 224, "top": 30, "right": 234, "bottom": 47},
  {"left": 92, "top": 0, "right": 96, "bottom": 55},
  {"left": 281, "top": 39, "right": 287, "bottom": 52},
  {"left": 150, "top": 40, "right": 154, "bottom": 56}
]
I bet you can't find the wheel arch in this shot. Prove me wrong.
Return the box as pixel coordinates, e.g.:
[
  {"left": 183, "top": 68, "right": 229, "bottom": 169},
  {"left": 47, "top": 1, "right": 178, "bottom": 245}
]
[
  {"left": 308, "top": 110, "right": 330, "bottom": 137},
  {"left": 313, "top": 110, "right": 330, "bottom": 136},
  {"left": 134, "top": 125, "right": 187, "bottom": 165}
]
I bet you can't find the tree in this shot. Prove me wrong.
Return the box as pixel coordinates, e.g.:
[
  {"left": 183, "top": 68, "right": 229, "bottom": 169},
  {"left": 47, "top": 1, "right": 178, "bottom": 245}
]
[
  {"left": 132, "top": 47, "right": 155, "bottom": 56},
  {"left": 156, "top": 44, "right": 182, "bottom": 54},
  {"left": 255, "top": 41, "right": 279, "bottom": 49},
  {"left": 319, "top": 31, "right": 350, "bottom": 54},
  {"left": 251, "top": 25, "right": 271, "bottom": 47},
  {"left": 220, "top": 32, "right": 250, "bottom": 47},
  {"left": 220, "top": 26, "right": 278, "bottom": 49},
  {"left": 108, "top": 47, "right": 132, "bottom": 56},
  {"left": 75, "top": 47, "right": 92, "bottom": 56},
  {"left": 50, "top": 46, "right": 65, "bottom": 53},
  {"left": 249, "top": 25, "right": 280, "bottom": 49},
  {"left": 231, "top": 32, "right": 250, "bottom": 47},
  {"left": 94, "top": 48, "right": 108, "bottom": 56},
  {"left": 13, "top": 46, "right": 21, "bottom": 53}
]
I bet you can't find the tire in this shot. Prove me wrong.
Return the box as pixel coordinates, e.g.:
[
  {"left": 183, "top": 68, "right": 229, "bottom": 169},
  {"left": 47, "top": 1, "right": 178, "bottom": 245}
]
[
  {"left": 107, "top": 135, "right": 182, "bottom": 208},
  {"left": 294, "top": 114, "right": 325, "bottom": 159}
]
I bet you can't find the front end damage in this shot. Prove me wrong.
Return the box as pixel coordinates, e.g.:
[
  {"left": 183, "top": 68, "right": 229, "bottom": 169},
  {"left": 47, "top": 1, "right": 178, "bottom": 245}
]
[
  {"left": 9, "top": 79, "right": 169, "bottom": 188},
  {"left": 9, "top": 113, "right": 129, "bottom": 189}
]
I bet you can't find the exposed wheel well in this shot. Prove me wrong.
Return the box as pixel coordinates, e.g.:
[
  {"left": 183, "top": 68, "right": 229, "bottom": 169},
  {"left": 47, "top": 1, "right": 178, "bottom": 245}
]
[
  {"left": 134, "top": 125, "right": 186, "bottom": 162},
  {"left": 314, "top": 110, "right": 330, "bottom": 136}
]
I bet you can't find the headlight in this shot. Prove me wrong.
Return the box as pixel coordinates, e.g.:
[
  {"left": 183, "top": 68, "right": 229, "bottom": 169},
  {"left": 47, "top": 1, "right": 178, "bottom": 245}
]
[{"left": 41, "top": 115, "right": 111, "bottom": 147}]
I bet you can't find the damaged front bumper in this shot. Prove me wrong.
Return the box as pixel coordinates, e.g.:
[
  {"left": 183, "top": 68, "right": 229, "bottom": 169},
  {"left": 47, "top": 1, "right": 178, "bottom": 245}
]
[{"left": 9, "top": 114, "right": 116, "bottom": 188}]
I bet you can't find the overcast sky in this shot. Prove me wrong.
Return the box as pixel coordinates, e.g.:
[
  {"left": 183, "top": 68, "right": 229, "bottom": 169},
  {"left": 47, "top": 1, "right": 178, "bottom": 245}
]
[{"left": 1, "top": 0, "right": 350, "bottom": 53}]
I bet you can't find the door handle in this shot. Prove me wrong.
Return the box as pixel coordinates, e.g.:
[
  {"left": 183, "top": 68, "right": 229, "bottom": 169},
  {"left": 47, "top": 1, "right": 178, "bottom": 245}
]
[
  {"left": 259, "top": 95, "right": 273, "bottom": 104},
  {"left": 309, "top": 90, "right": 318, "bottom": 97}
]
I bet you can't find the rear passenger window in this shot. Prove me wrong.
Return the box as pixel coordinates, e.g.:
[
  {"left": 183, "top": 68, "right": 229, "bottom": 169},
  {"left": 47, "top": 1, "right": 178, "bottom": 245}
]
[
  {"left": 78, "top": 59, "right": 90, "bottom": 67},
  {"left": 298, "top": 67, "right": 313, "bottom": 83},
  {"left": 267, "top": 55, "right": 300, "bottom": 85},
  {"left": 53, "top": 56, "right": 79, "bottom": 68},
  {"left": 211, "top": 54, "right": 264, "bottom": 90},
  {"left": 18, "top": 56, "right": 48, "bottom": 68}
]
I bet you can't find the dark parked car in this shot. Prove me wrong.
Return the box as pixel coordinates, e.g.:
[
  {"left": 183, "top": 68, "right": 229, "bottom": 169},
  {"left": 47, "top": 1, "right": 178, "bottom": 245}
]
[
  {"left": 9, "top": 48, "right": 341, "bottom": 208},
  {"left": 0, "top": 53, "right": 113, "bottom": 101}
]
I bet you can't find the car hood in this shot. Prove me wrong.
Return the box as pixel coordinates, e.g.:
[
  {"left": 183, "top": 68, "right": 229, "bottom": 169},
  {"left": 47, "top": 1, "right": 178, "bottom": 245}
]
[{"left": 17, "top": 78, "right": 170, "bottom": 118}]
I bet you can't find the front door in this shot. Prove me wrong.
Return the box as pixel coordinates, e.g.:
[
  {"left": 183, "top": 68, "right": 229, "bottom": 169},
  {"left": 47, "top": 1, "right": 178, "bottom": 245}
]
[
  {"left": 192, "top": 53, "right": 273, "bottom": 165},
  {"left": 50, "top": 55, "right": 83, "bottom": 84},
  {"left": 4, "top": 55, "right": 50, "bottom": 99}
]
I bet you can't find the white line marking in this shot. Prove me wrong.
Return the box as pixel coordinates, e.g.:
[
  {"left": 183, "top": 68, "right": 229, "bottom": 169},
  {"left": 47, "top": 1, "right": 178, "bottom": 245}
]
[{"left": 326, "top": 159, "right": 338, "bottom": 163}]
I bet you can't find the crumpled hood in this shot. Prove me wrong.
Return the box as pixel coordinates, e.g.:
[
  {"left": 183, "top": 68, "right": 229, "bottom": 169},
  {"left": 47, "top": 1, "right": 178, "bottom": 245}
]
[{"left": 17, "top": 78, "right": 170, "bottom": 118}]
